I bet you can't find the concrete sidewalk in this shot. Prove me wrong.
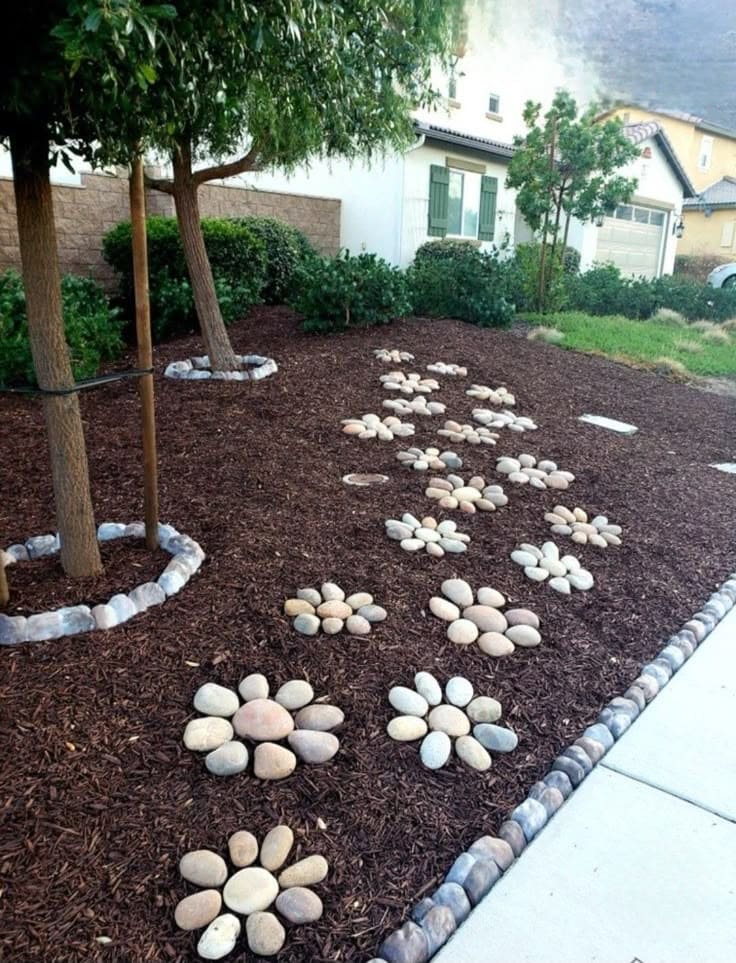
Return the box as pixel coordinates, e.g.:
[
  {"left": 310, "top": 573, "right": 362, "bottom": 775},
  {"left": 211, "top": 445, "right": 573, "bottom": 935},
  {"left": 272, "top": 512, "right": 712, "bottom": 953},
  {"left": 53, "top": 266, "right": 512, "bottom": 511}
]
[{"left": 435, "top": 607, "right": 736, "bottom": 963}]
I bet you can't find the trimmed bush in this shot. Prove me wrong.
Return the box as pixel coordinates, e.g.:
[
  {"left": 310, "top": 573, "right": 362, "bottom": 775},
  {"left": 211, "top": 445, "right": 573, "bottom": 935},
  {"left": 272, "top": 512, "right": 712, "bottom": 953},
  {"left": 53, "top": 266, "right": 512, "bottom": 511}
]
[
  {"left": 291, "top": 251, "right": 410, "bottom": 332},
  {"left": 408, "top": 240, "right": 515, "bottom": 327},
  {"left": 233, "top": 216, "right": 315, "bottom": 304},
  {"left": 0, "top": 270, "right": 123, "bottom": 386},
  {"left": 103, "top": 216, "right": 267, "bottom": 341}
]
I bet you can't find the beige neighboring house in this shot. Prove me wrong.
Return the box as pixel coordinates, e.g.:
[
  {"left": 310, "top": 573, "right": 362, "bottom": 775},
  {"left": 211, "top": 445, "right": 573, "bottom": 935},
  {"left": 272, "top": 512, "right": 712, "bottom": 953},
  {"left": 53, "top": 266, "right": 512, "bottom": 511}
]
[{"left": 600, "top": 105, "right": 736, "bottom": 261}]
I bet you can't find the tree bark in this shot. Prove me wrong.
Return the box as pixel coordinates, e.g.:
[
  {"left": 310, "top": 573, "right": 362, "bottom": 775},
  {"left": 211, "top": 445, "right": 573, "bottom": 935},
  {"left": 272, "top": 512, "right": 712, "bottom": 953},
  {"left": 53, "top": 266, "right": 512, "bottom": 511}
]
[
  {"left": 10, "top": 127, "right": 102, "bottom": 577},
  {"left": 0, "top": 555, "right": 9, "bottom": 607},
  {"left": 171, "top": 141, "right": 239, "bottom": 372},
  {"left": 130, "top": 157, "right": 159, "bottom": 550}
]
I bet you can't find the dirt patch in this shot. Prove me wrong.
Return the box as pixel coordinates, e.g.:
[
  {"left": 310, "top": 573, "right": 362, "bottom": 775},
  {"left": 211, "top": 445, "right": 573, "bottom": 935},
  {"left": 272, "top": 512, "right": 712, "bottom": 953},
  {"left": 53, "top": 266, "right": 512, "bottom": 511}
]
[{"left": 1, "top": 307, "right": 735, "bottom": 963}]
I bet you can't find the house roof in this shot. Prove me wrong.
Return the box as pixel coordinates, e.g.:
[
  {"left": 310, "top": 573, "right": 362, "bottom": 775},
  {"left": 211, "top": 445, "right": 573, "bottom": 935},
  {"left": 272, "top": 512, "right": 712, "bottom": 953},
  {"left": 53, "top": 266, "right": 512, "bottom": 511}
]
[
  {"left": 413, "top": 121, "right": 515, "bottom": 162},
  {"left": 622, "top": 121, "right": 696, "bottom": 198},
  {"left": 600, "top": 104, "right": 736, "bottom": 142},
  {"left": 683, "top": 175, "right": 736, "bottom": 210}
]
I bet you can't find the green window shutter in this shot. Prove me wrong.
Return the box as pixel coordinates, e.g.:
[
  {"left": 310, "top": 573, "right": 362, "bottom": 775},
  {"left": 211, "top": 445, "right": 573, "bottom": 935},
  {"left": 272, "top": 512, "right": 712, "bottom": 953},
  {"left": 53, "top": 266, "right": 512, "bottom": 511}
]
[
  {"left": 428, "top": 165, "right": 449, "bottom": 237},
  {"left": 478, "top": 175, "right": 498, "bottom": 241}
]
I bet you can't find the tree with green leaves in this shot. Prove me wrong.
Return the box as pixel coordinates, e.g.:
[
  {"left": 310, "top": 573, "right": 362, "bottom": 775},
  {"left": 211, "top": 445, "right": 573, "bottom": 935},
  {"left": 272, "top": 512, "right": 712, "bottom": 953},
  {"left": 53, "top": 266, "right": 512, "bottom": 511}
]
[
  {"left": 506, "top": 90, "right": 639, "bottom": 311},
  {"left": 58, "top": 0, "right": 462, "bottom": 371}
]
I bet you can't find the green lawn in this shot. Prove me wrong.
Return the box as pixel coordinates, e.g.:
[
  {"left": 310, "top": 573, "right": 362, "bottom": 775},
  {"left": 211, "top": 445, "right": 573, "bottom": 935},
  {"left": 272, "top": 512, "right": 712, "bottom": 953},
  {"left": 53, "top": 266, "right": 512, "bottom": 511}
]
[{"left": 523, "top": 311, "right": 736, "bottom": 378}]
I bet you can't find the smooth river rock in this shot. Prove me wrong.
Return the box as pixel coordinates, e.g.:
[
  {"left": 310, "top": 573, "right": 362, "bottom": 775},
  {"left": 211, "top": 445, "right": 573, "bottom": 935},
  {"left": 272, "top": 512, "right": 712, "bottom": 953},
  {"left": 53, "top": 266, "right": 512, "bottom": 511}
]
[
  {"left": 428, "top": 705, "right": 470, "bottom": 737},
  {"left": 238, "top": 673, "right": 269, "bottom": 701},
  {"left": 174, "top": 890, "right": 222, "bottom": 930},
  {"left": 358, "top": 604, "right": 387, "bottom": 623},
  {"left": 466, "top": 696, "right": 502, "bottom": 723},
  {"left": 447, "top": 618, "right": 479, "bottom": 646},
  {"left": 204, "top": 741, "right": 248, "bottom": 776},
  {"left": 432, "top": 881, "right": 471, "bottom": 923},
  {"left": 228, "top": 830, "right": 258, "bottom": 867},
  {"left": 441, "top": 578, "right": 474, "bottom": 608},
  {"left": 420, "top": 731, "right": 452, "bottom": 769},
  {"left": 463, "top": 858, "right": 501, "bottom": 905},
  {"left": 346, "top": 614, "right": 372, "bottom": 635},
  {"left": 223, "top": 866, "right": 279, "bottom": 914},
  {"left": 389, "top": 686, "right": 429, "bottom": 717},
  {"left": 278, "top": 854, "right": 329, "bottom": 888},
  {"left": 183, "top": 717, "right": 233, "bottom": 752},
  {"left": 455, "top": 735, "right": 491, "bottom": 771},
  {"left": 388, "top": 715, "right": 428, "bottom": 741},
  {"left": 462, "top": 605, "right": 508, "bottom": 633},
  {"left": 246, "top": 911, "right": 285, "bottom": 956},
  {"left": 259, "top": 825, "right": 294, "bottom": 871},
  {"left": 275, "top": 886, "right": 324, "bottom": 924},
  {"left": 414, "top": 671, "right": 443, "bottom": 706},
  {"left": 197, "top": 914, "right": 241, "bottom": 961},
  {"left": 294, "top": 704, "right": 344, "bottom": 731},
  {"left": 274, "top": 680, "right": 314, "bottom": 711},
  {"left": 444, "top": 676, "right": 473, "bottom": 707},
  {"left": 421, "top": 904, "right": 456, "bottom": 956},
  {"left": 317, "top": 600, "right": 352, "bottom": 620},
  {"left": 287, "top": 730, "right": 340, "bottom": 764},
  {"left": 179, "top": 849, "right": 228, "bottom": 887},
  {"left": 476, "top": 586, "right": 506, "bottom": 608},
  {"left": 232, "top": 698, "right": 294, "bottom": 741},
  {"left": 504, "top": 624, "right": 542, "bottom": 648},
  {"left": 284, "top": 598, "right": 315, "bottom": 617},
  {"left": 478, "top": 632, "right": 515, "bottom": 657},
  {"left": 429, "top": 596, "right": 460, "bottom": 622},
  {"left": 379, "top": 920, "right": 430, "bottom": 963},
  {"left": 473, "top": 723, "right": 518, "bottom": 752},
  {"left": 467, "top": 835, "right": 515, "bottom": 871},
  {"left": 294, "top": 613, "right": 321, "bottom": 635},
  {"left": 253, "top": 743, "right": 297, "bottom": 780}
]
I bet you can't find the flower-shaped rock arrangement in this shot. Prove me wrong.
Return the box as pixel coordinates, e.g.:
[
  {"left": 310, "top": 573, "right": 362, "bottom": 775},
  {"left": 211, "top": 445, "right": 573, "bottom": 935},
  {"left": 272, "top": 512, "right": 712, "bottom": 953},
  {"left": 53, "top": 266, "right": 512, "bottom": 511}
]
[
  {"left": 472, "top": 409, "right": 538, "bottom": 433},
  {"left": 545, "top": 506, "right": 623, "bottom": 547},
  {"left": 437, "top": 420, "right": 499, "bottom": 446},
  {"left": 426, "top": 361, "right": 467, "bottom": 376},
  {"left": 183, "top": 675, "right": 344, "bottom": 780},
  {"left": 395, "top": 447, "right": 463, "bottom": 472},
  {"left": 496, "top": 454, "right": 575, "bottom": 491},
  {"left": 385, "top": 514, "right": 470, "bottom": 557},
  {"left": 285, "top": 582, "right": 386, "bottom": 636},
  {"left": 374, "top": 348, "right": 414, "bottom": 364},
  {"left": 511, "top": 542, "right": 594, "bottom": 594},
  {"left": 174, "top": 825, "right": 328, "bottom": 959},
  {"left": 425, "top": 474, "right": 508, "bottom": 514},
  {"left": 341, "top": 414, "right": 415, "bottom": 440},
  {"left": 383, "top": 395, "right": 446, "bottom": 417},
  {"left": 380, "top": 370, "right": 441, "bottom": 395},
  {"left": 429, "top": 578, "right": 542, "bottom": 656},
  {"left": 387, "top": 671, "right": 518, "bottom": 771},
  {"left": 466, "top": 383, "right": 515, "bottom": 406}
]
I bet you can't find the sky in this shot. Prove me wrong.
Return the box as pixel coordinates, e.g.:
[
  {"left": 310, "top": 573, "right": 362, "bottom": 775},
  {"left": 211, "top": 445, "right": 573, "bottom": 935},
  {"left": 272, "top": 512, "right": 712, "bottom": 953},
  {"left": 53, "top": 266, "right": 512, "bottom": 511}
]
[{"left": 562, "top": 0, "right": 736, "bottom": 129}]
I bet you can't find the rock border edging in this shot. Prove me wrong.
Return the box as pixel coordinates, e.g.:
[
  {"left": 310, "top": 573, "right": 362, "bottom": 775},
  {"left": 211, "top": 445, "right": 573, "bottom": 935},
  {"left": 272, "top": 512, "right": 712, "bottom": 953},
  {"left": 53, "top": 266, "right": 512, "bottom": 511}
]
[
  {"left": 164, "top": 354, "right": 277, "bottom": 381},
  {"left": 0, "top": 522, "right": 205, "bottom": 645},
  {"left": 370, "top": 572, "right": 736, "bottom": 963}
]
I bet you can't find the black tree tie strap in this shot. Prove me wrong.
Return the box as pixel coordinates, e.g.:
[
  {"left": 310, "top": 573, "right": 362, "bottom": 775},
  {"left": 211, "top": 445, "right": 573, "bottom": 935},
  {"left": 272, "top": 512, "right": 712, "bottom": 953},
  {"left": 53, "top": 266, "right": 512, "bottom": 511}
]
[{"left": 0, "top": 367, "right": 154, "bottom": 396}]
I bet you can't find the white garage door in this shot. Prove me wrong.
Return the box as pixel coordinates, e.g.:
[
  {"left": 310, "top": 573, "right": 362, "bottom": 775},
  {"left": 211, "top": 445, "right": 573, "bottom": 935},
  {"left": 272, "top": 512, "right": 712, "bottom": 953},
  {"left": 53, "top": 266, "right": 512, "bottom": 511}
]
[{"left": 595, "top": 204, "right": 667, "bottom": 279}]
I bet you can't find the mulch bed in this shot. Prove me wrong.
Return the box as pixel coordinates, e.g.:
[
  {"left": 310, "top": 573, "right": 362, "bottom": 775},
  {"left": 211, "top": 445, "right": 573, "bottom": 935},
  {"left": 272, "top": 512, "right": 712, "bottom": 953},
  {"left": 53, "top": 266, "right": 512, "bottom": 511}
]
[
  {"left": 5, "top": 539, "right": 169, "bottom": 616},
  {"left": 2, "top": 306, "right": 735, "bottom": 963}
]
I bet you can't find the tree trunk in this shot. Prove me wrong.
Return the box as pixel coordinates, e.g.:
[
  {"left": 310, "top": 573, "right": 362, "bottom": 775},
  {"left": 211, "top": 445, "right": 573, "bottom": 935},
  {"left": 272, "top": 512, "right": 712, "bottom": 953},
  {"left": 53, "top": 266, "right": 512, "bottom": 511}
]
[
  {"left": 10, "top": 127, "right": 102, "bottom": 577},
  {"left": 171, "top": 142, "right": 238, "bottom": 372},
  {"left": 0, "top": 556, "right": 9, "bottom": 607}
]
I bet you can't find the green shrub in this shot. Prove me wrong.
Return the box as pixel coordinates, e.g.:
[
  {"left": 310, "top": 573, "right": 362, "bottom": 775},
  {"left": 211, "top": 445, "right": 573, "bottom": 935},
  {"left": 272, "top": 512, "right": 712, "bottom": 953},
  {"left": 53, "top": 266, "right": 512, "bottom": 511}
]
[
  {"left": 563, "top": 263, "right": 658, "bottom": 319},
  {"left": 0, "top": 270, "right": 123, "bottom": 386},
  {"left": 506, "top": 242, "right": 568, "bottom": 313},
  {"left": 103, "top": 216, "right": 267, "bottom": 340},
  {"left": 408, "top": 241, "right": 515, "bottom": 327},
  {"left": 291, "top": 251, "right": 410, "bottom": 332},
  {"left": 233, "top": 216, "right": 315, "bottom": 304}
]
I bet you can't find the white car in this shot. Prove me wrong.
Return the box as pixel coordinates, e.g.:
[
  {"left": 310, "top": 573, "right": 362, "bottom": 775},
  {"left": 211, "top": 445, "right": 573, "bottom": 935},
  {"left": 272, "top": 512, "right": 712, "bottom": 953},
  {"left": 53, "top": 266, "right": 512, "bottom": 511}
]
[{"left": 707, "top": 263, "right": 736, "bottom": 288}]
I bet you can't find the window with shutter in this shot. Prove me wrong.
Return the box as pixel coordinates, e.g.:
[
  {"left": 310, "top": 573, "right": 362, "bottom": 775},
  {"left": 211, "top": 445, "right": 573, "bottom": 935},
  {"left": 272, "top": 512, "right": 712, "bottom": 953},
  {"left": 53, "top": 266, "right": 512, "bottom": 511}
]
[
  {"left": 478, "top": 175, "right": 498, "bottom": 241},
  {"left": 428, "top": 165, "right": 449, "bottom": 237}
]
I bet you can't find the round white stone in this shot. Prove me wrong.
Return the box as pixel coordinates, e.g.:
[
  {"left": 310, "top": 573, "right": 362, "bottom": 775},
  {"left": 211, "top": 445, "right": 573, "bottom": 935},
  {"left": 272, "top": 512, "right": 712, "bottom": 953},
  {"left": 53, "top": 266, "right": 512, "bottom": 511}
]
[
  {"left": 445, "top": 676, "right": 474, "bottom": 707},
  {"left": 388, "top": 686, "right": 429, "bottom": 717},
  {"left": 414, "top": 671, "right": 443, "bottom": 706}
]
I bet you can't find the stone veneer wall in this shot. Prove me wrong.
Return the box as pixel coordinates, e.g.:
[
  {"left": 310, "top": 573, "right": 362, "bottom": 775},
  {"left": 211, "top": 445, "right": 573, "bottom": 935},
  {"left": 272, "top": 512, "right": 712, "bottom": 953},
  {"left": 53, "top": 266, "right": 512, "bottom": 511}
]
[{"left": 0, "top": 171, "right": 341, "bottom": 291}]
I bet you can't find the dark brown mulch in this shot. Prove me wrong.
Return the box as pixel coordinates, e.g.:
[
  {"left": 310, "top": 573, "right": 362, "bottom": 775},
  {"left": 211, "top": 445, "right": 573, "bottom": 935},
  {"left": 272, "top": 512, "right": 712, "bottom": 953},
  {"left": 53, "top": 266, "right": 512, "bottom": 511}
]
[
  {"left": 1, "top": 307, "right": 735, "bottom": 963},
  {"left": 5, "top": 539, "right": 170, "bottom": 616}
]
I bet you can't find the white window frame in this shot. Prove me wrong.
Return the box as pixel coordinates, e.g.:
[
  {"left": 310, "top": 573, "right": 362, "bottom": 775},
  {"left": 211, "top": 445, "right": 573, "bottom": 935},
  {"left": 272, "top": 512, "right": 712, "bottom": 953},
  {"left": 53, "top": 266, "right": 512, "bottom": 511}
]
[
  {"left": 698, "top": 135, "right": 714, "bottom": 171},
  {"left": 488, "top": 93, "right": 500, "bottom": 114},
  {"left": 446, "top": 168, "right": 481, "bottom": 239}
]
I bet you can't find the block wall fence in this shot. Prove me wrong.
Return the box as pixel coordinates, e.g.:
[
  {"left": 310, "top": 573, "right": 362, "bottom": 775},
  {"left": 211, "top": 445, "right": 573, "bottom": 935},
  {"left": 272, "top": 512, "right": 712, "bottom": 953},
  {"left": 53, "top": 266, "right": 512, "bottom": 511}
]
[{"left": 0, "top": 169, "right": 341, "bottom": 290}]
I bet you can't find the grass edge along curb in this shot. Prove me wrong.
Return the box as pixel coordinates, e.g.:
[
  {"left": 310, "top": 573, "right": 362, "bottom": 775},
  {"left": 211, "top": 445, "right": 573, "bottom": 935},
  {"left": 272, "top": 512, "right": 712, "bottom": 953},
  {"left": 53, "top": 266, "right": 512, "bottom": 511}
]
[{"left": 371, "top": 571, "right": 736, "bottom": 963}]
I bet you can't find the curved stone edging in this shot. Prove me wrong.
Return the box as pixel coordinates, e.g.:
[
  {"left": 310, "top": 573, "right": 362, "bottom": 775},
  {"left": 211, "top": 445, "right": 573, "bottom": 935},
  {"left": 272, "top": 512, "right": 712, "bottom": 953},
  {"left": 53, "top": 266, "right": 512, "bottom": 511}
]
[
  {"left": 164, "top": 354, "right": 277, "bottom": 381},
  {"left": 371, "top": 571, "right": 736, "bottom": 963},
  {"left": 0, "top": 522, "right": 205, "bottom": 645}
]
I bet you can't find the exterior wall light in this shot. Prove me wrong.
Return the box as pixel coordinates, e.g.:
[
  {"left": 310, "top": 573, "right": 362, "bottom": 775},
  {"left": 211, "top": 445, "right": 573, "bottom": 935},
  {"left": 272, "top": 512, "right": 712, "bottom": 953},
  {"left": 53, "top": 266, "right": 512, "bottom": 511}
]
[{"left": 673, "top": 216, "right": 685, "bottom": 238}]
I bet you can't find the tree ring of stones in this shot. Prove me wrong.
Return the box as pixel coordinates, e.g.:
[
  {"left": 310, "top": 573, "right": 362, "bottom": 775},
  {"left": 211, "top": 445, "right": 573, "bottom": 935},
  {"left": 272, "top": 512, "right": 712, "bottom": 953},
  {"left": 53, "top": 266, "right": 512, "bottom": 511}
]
[
  {"left": 164, "top": 354, "right": 278, "bottom": 381},
  {"left": 0, "top": 522, "right": 205, "bottom": 645},
  {"left": 342, "top": 473, "right": 390, "bottom": 487}
]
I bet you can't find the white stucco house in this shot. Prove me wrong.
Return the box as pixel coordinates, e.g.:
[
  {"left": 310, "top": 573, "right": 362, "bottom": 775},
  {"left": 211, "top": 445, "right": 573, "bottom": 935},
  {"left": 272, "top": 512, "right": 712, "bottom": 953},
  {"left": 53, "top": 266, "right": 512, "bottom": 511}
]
[{"left": 568, "top": 121, "right": 695, "bottom": 278}]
